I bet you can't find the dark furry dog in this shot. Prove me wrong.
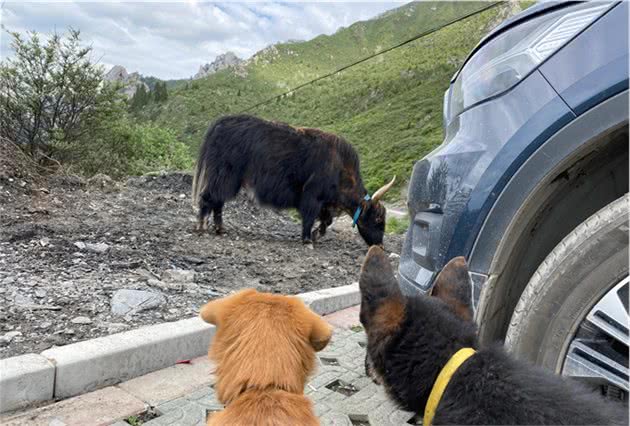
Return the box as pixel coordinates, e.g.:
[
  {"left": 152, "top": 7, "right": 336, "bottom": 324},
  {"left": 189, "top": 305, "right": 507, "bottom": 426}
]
[
  {"left": 359, "top": 246, "right": 628, "bottom": 425},
  {"left": 191, "top": 115, "right": 395, "bottom": 245}
]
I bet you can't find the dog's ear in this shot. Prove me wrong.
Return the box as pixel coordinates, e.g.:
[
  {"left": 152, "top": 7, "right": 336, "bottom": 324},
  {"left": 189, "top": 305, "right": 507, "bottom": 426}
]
[
  {"left": 199, "top": 289, "right": 256, "bottom": 326},
  {"left": 307, "top": 310, "right": 333, "bottom": 352},
  {"left": 199, "top": 298, "right": 230, "bottom": 326},
  {"left": 431, "top": 257, "right": 473, "bottom": 321},
  {"left": 360, "top": 245, "right": 402, "bottom": 302}
]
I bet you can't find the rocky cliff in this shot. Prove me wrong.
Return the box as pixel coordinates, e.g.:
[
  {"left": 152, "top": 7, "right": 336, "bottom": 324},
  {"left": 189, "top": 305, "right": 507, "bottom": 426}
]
[
  {"left": 104, "top": 65, "right": 149, "bottom": 98},
  {"left": 193, "top": 52, "right": 245, "bottom": 79}
]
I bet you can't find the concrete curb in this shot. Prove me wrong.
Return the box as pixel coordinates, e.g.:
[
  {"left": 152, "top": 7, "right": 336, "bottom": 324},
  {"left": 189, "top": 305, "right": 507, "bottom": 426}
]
[
  {"left": 0, "top": 284, "right": 360, "bottom": 413},
  {"left": 41, "top": 318, "right": 215, "bottom": 399},
  {"left": 298, "top": 282, "right": 360, "bottom": 316},
  {"left": 0, "top": 354, "right": 55, "bottom": 412}
]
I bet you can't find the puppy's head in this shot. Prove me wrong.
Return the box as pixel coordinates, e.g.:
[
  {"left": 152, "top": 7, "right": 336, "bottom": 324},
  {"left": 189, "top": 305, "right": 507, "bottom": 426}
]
[
  {"left": 199, "top": 289, "right": 332, "bottom": 404},
  {"left": 359, "top": 246, "right": 477, "bottom": 411}
]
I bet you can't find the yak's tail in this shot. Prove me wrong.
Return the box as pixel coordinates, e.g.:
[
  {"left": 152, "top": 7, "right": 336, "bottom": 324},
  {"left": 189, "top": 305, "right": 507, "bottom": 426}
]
[
  {"left": 190, "top": 156, "right": 207, "bottom": 212},
  {"left": 192, "top": 119, "right": 225, "bottom": 212}
]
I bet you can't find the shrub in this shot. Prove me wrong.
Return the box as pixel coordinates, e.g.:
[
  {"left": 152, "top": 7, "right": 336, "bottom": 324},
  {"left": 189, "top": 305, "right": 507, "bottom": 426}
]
[
  {"left": 0, "top": 28, "right": 123, "bottom": 161},
  {"left": 62, "top": 120, "right": 192, "bottom": 178},
  {"left": 386, "top": 215, "right": 409, "bottom": 235}
]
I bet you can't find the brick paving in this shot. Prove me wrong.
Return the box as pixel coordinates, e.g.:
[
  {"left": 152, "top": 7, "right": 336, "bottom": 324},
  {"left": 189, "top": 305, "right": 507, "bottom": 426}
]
[{"left": 2, "top": 306, "right": 417, "bottom": 426}]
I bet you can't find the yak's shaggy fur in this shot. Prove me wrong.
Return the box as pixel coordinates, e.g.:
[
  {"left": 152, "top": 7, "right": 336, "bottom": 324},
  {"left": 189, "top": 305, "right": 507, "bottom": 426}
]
[
  {"left": 359, "top": 246, "right": 628, "bottom": 425},
  {"left": 192, "top": 115, "right": 392, "bottom": 246},
  {"left": 199, "top": 289, "right": 332, "bottom": 426}
]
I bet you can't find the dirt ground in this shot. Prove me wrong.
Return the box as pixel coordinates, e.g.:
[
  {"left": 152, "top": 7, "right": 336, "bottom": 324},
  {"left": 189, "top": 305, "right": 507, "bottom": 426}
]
[{"left": 0, "top": 167, "right": 403, "bottom": 359}]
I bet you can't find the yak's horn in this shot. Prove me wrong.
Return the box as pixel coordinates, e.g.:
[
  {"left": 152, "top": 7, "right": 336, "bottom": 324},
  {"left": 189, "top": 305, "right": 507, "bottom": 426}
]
[{"left": 372, "top": 176, "right": 396, "bottom": 202}]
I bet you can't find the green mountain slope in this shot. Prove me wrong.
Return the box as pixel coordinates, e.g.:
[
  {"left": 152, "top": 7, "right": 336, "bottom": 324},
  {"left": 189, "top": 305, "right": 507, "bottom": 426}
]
[{"left": 139, "top": 1, "right": 523, "bottom": 198}]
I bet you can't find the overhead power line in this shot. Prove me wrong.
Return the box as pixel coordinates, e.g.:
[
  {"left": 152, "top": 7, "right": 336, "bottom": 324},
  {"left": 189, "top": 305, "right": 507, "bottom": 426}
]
[{"left": 239, "top": 1, "right": 503, "bottom": 114}]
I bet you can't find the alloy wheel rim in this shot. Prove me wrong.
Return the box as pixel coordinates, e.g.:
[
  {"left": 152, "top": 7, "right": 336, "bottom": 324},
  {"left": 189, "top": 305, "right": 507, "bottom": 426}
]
[{"left": 562, "top": 276, "right": 629, "bottom": 395}]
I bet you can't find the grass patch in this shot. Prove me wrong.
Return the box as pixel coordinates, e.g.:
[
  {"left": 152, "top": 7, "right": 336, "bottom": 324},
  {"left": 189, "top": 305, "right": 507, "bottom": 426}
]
[
  {"left": 350, "top": 325, "right": 364, "bottom": 332},
  {"left": 287, "top": 209, "right": 301, "bottom": 223},
  {"left": 386, "top": 215, "right": 409, "bottom": 235},
  {"left": 125, "top": 416, "right": 142, "bottom": 426},
  {"left": 124, "top": 408, "right": 160, "bottom": 425}
]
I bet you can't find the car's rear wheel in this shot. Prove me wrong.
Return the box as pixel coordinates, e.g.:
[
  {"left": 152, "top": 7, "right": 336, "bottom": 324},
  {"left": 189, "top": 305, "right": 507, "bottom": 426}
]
[{"left": 505, "top": 194, "right": 629, "bottom": 404}]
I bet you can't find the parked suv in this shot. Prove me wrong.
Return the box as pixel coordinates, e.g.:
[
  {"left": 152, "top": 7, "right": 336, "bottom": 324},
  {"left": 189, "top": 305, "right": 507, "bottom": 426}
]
[{"left": 399, "top": 1, "right": 628, "bottom": 403}]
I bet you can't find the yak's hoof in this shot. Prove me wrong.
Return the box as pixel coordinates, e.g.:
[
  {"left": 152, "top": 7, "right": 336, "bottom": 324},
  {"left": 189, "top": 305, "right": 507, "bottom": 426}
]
[
  {"left": 303, "top": 239, "right": 314, "bottom": 250},
  {"left": 215, "top": 225, "right": 226, "bottom": 235},
  {"left": 312, "top": 228, "right": 328, "bottom": 243}
]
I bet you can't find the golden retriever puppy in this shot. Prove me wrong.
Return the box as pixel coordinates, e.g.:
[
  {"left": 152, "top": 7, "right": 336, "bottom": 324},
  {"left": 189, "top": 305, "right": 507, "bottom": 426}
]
[{"left": 199, "top": 289, "right": 333, "bottom": 426}]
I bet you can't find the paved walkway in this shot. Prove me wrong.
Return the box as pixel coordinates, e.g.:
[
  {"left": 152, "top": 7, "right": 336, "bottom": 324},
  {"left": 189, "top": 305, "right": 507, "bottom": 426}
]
[{"left": 2, "top": 306, "right": 415, "bottom": 426}]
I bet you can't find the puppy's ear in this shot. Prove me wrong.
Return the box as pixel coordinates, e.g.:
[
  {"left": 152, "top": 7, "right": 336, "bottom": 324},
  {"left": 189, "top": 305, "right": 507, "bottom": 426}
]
[
  {"left": 431, "top": 257, "right": 473, "bottom": 321},
  {"left": 199, "top": 298, "right": 229, "bottom": 326},
  {"left": 199, "top": 289, "right": 256, "bottom": 326},
  {"left": 360, "top": 245, "right": 402, "bottom": 301},
  {"left": 308, "top": 312, "right": 333, "bottom": 351}
]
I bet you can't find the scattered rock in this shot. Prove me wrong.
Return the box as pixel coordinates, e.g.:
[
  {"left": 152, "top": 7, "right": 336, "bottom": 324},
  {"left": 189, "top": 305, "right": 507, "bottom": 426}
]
[
  {"left": 87, "top": 173, "right": 115, "bottom": 191},
  {"left": 48, "top": 174, "right": 84, "bottom": 189},
  {"left": 39, "top": 305, "right": 63, "bottom": 311},
  {"left": 106, "top": 323, "right": 129, "bottom": 334},
  {"left": 147, "top": 278, "right": 178, "bottom": 291},
  {"left": 71, "top": 316, "right": 92, "bottom": 325},
  {"left": 2, "top": 277, "right": 16, "bottom": 285},
  {"left": 14, "top": 293, "right": 34, "bottom": 306},
  {"left": 0, "top": 331, "right": 23, "bottom": 346},
  {"left": 206, "top": 289, "right": 223, "bottom": 297},
  {"left": 5, "top": 331, "right": 23, "bottom": 339},
  {"left": 162, "top": 269, "right": 196, "bottom": 283},
  {"left": 85, "top": 242, "right": 110, "bottom": 254},
  {"left": 110, "top": 289, "right": 165, "bottom": 316},
  {"left": 181, "top": 256, "right": 204, "bottom": 265},
  {"left": 39, "top": 321, "right": 53, "bottom": 329},
  {"left": 74, "top": 241, "right": 86, "bottom": 250},
  {"left": 44, "top": 334, "right": 67, "bottom": 346}
]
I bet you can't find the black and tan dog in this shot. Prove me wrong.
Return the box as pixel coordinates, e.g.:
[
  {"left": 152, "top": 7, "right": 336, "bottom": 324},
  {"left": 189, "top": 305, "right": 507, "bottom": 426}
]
[{"left": 359, "top": 246, "right": 627, "bottom": 425}]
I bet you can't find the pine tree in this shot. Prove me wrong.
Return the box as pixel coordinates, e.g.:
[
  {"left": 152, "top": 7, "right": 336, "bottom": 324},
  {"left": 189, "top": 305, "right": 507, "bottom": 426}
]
[
  {"left": 131, "top": 84, "right": 148, "bottom": 110},
  {"left": 152, "top": 82, "right": 168, "bottom": 103}
]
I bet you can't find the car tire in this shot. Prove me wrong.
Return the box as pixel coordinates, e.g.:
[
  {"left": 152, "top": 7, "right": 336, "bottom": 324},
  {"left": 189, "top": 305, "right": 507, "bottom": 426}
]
[{"left": 505, "top": 194, "right": 629, "bottom": 376}]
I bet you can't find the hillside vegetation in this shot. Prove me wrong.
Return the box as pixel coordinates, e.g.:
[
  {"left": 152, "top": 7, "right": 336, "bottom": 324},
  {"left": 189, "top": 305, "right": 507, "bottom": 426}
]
[{"left": 138, "top": 1, "right": 522, "bottom": 198}]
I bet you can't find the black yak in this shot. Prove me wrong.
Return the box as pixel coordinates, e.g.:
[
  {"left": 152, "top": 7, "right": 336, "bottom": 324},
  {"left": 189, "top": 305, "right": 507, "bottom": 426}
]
[{"left": 191, "top": 115, "right": 395, "bottom": 246}]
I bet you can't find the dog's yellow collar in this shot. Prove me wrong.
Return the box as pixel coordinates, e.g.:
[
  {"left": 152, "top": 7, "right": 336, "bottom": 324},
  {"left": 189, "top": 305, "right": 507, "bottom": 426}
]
[{"left": 424, "top": 347, "right": 476, "bottom": 426}]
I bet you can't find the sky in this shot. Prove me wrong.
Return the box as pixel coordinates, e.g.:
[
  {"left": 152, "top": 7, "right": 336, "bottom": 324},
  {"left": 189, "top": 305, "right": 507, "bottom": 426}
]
[{"left": 0, "top": 1, "right": 403, "bottom": 80}]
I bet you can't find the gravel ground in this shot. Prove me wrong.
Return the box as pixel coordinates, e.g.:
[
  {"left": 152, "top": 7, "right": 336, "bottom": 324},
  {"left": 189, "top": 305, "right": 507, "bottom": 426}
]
[{"left": 0, "top": 171, "right": 403, "bottom": 358}]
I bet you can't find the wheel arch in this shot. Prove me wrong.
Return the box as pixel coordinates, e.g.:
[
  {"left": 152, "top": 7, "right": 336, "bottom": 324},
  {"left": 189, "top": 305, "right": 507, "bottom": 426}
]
[{"left": 469, "top": 90, "right": 629, "bottom": 345}]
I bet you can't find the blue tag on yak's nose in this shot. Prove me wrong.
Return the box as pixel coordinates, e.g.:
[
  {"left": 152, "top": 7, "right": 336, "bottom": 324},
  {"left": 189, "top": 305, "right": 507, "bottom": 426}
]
[{"left": 352, "top": 194, "right": 371, "bottom": 227}]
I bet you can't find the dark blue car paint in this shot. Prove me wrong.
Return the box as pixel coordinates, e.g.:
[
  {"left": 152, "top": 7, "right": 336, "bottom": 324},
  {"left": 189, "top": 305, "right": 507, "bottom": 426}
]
[
  {"left": 399, "top": 2, "right": 629, "bottom": 296},
  {"left": 469, "top": 89, "right": 628, "bottom": 275},
  {"left": 445, "top": 89, "right": 575, "bottom": 264},
  {"left": 540, "top": 2, "right": 629, "bottom": 115}
]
